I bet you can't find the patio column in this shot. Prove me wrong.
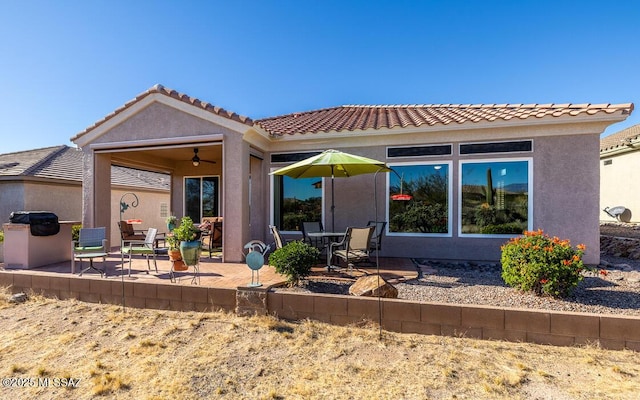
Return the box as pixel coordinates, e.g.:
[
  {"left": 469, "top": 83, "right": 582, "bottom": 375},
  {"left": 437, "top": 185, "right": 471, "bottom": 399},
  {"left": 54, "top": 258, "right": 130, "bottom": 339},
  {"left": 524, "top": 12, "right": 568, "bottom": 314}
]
[
  {"left": 82, "top": 151, "right": 112, "bottom": 248},
  {"left": 223, "top": 135, "right": 250, "bottom": 263}
]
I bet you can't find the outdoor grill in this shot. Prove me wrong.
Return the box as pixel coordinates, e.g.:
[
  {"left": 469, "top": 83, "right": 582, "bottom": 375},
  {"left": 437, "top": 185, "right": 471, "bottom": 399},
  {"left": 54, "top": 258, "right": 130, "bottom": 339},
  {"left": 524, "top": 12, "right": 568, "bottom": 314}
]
[{"left": 9, "top": 211, "right": 60, "bottom": 236}]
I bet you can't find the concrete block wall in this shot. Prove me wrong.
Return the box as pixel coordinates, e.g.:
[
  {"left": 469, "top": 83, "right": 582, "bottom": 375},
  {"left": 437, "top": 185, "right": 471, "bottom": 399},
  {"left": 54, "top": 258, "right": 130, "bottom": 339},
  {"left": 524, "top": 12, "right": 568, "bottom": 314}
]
[
  {"left": 0, "top": 271, "right": 236, "bottom": 313},
  {"left": 267, "top": 292, "right": 640, "bottom": 351}
]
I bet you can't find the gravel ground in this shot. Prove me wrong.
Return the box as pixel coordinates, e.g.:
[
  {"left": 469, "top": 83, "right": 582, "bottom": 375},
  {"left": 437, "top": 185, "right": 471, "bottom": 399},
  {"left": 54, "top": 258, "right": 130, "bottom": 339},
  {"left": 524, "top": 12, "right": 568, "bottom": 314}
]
[{"left": 280, "top": 224, "right": 640, "bottom": 317}]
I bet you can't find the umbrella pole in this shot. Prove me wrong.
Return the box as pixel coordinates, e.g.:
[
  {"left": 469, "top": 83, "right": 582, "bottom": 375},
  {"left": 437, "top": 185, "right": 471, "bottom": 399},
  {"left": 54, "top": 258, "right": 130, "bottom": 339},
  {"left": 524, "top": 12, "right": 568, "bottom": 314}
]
[{"left": 331, "top": 167, "right": 335, "bottom": 232}]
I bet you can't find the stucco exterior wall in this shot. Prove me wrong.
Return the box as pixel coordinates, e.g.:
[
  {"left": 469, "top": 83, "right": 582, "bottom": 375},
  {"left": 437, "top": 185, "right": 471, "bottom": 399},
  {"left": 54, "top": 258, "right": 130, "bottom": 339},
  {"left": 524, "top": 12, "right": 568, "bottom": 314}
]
[
  {"left": 91, "top": 102, "right": 231, "bottom": 144},
  {"left": 0, "top": 181, "right": 81, "bottom": 224},
  {"left": 111, "top": 188, "right": 170, "bottom": 249},
  {"left": 266, "top": 127, "right": 603, "bottom": 265},
  {"left": 600, "top": 150, "right": 640, "bottom": 223},
  {"left": 0, "top": 182, "right": 26, "bottom": 223},
  {"left": 24, "top": 181, "right": 82, "bottom": 222}
]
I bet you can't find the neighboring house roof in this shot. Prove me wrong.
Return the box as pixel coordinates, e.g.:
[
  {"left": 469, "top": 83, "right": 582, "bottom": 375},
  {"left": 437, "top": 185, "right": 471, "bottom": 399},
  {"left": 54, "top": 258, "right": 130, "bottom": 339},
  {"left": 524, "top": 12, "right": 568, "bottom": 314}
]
[
  {"left": 255, "top": 103, "right": 634, "bottom": 136},
  {"left": 0, "top": 145, "right": 169, "bottom": 191},
  {"left": 600, "top": 123, "right": 640, "bottom": 153},
  {"left": 71, "top": 84, "right": 254, "bottom": 142}
]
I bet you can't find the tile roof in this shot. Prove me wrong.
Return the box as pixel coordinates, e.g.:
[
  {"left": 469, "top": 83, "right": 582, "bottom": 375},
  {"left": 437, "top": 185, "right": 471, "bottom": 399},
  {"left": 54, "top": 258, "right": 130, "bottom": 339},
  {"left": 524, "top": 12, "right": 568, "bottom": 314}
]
[
  {"left": 72, "top": 84, "right": 253, "bottom": 141},
  {"left": 600, "top": 123, "right": 640, "bottom": 152},
  {"left": 255, "top": 103, "right": 634, "bottom": 136},
  {"left": 0, "top": 145, "right": 169, "bottom": 190}
]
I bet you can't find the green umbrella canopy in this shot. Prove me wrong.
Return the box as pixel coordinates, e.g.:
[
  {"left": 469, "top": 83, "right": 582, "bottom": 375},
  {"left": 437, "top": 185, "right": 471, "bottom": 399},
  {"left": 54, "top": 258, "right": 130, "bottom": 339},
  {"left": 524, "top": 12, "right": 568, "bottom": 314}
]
[
  {"left": 270, "top": 149, "right": 391, "bottom": 178},
  {"left": 270, "top": 149, "right": 391, "bottom": 231}
]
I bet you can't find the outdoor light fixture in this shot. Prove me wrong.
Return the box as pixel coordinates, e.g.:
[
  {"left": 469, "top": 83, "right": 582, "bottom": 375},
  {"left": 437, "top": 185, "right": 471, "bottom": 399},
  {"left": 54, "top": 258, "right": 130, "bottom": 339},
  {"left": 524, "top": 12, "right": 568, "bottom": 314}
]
[{"left": 192, "top": 148, "right": 200, "bottom": 166}]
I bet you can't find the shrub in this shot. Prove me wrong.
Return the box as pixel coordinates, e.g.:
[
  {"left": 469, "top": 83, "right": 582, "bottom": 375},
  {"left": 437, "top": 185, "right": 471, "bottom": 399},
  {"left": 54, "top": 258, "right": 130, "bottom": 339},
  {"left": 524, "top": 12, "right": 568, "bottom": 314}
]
[
  {"left": 481, "top": 222, "right": 525, "bottom": 234},
  {"left": 268, "top": 241, "right": 320, "bottom": 286},
  {"left": 500, "top": 229, "right": 587, "bottom": 298}
]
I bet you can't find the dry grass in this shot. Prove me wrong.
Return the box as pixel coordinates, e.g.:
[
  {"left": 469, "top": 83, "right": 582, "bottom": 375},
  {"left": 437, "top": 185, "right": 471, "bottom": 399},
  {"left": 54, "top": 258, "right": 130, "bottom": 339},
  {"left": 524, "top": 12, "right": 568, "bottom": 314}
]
[{"left": 0, "top": 287, "right": 639, "bottom": 399}]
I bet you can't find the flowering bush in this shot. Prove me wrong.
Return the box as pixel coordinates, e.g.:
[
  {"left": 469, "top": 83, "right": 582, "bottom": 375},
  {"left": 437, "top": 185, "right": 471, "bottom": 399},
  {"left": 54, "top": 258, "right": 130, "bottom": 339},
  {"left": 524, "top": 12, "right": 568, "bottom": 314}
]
[{"left": 500, "top": 229, "right": 587, "bottom": 298}]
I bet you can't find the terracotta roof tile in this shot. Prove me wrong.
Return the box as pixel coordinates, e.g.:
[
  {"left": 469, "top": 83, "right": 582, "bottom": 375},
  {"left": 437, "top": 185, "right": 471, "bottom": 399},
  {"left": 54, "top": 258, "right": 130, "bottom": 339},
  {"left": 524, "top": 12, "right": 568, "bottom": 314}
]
[
  {"left": 72, "top": 84, "right": 253, "bottom": 141},
  {"left": 256, "top": 103, "right": 634, "bottom": 136},
  {"left": 600, "top": 123, "right": 640, "bottom": 152}
]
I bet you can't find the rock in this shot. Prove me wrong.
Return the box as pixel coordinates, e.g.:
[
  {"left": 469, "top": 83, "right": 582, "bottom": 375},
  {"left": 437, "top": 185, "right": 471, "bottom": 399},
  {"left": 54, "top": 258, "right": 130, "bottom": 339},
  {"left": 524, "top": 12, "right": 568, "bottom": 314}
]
[
  {"left": 9, "top": 293, "right": 28, "bottom": 303},
  {"left": 349, "top": 275, "right": 398, "bottom": 298}
]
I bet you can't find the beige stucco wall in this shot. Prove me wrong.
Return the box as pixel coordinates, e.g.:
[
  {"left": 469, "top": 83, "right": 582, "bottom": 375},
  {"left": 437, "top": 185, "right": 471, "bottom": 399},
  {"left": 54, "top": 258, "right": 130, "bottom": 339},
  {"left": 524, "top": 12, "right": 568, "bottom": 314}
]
[
  {"left": 110, "top": 188, "right": 170, "bottom": 249},
  {"left": 0, "top": 181, "right": 26, "bottom": 223},
  {"left": 600, "top": 150, "right": 640, "bottom": 223},
  {"left": 266, "top": 125, "right": 604, "bottom": 265},
  {"left": 0, "top": 180, "right": 81, "bottom": 223},
  {"left": 91, "top": 102, "right": 229, "bottom": 144}
]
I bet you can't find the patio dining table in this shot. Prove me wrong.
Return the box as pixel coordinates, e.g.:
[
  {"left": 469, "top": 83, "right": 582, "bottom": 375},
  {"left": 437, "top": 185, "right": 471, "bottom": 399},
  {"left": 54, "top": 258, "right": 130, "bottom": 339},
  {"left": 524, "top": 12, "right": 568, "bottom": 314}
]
[{"left": 307, "top": 231, "right": 346, "bottom": 270}]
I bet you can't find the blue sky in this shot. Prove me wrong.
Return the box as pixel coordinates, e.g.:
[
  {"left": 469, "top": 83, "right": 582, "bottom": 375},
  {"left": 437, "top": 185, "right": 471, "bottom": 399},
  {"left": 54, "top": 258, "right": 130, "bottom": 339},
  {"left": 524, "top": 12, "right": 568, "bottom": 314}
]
[{"left": 1, "top": 1, "right": 639, "bottom": 154}]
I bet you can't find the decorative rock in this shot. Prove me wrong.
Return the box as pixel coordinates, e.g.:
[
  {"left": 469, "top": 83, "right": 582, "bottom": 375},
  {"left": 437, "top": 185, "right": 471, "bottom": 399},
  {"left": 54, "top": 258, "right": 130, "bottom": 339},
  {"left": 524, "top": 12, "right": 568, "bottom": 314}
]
[
  {"left": 349, "top": 275, "right": 398, "bottom": 298},
  {"left": 9, "top": 293, "right": 28, "bottom": 303}
]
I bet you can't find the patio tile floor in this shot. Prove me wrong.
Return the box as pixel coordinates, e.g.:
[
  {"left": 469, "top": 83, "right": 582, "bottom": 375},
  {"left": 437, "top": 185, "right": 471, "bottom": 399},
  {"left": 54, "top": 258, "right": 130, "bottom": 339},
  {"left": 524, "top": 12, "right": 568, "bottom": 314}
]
[{"left": 1, "top": 252, "right": 418, "bottom": 289}]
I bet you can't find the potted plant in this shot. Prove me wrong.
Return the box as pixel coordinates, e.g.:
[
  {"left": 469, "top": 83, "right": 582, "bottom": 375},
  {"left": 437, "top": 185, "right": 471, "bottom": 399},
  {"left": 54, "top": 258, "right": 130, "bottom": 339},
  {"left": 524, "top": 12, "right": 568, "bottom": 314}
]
[
  {"left": 173, "top": 216, "right": 202, "bottom": 266},
  {"left": 166, "top": 232, "right": 187, "bottom": 271},
  {"left": 166, "top": 215, "right": 178, "bottom": 232}
]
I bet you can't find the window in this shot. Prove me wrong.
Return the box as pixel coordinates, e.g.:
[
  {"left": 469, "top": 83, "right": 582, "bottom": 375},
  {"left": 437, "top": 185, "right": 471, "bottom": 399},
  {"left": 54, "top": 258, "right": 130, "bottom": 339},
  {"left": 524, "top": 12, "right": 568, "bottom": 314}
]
[
  {"left": 160, "top": 202, "right": 168, "bottom": 218},
  {"left": 184, "top": 176, "right": 219, "bottom": 223},
  {"left": 388, "top": 162, "right": 451, "bottom": 235},
  {"left": 273, "top": 175, "right": 323, "bottom": 231},
  {"left": 459, "top": 159, "right": 531, "bottom": 235},
  {"left": 460, "top": 140, "right": 532, "bottom": 155},
  {"left": 387, "top": 145, "right": 452, "bottom": 158}
]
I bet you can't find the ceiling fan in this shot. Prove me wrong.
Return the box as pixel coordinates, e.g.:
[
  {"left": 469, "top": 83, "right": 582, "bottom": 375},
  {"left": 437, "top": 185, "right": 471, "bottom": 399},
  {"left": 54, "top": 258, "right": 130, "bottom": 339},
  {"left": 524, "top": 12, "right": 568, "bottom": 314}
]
[{"left": 191, "top": 148, "right": 216, "bottom": 166}]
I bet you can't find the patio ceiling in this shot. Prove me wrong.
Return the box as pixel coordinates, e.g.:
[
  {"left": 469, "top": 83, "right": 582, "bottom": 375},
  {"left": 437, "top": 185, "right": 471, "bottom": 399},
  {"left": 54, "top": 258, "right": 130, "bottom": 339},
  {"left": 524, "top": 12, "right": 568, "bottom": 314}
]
[{"left": 106, "top": 144, "right": 222, "bottom": 173}]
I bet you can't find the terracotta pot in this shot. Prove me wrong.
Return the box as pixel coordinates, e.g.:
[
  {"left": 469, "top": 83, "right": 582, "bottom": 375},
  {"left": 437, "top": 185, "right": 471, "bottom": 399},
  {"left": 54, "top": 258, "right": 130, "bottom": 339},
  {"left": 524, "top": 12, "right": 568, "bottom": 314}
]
[
  {"left": 172, "top": 259, "right": 188, "bottom": 271},
  {"left": 168, "top": 249, "right": 182, "bottom": 261}
]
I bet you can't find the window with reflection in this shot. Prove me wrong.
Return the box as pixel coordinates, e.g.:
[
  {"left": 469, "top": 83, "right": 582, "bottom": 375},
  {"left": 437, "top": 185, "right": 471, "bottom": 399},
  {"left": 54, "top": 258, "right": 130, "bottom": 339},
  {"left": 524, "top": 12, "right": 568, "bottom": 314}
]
[
  {"left": 388, "top": 163, "right": 450, "bottom": 234},
  {"left": 460, "top": 160, "right": 530, "bottom": 235},
  {"left": 185, "top": 176, "right": 219, "bottom": 223},
  {"left": 273, "top": 175, "right": 323, "bottom": 231}
]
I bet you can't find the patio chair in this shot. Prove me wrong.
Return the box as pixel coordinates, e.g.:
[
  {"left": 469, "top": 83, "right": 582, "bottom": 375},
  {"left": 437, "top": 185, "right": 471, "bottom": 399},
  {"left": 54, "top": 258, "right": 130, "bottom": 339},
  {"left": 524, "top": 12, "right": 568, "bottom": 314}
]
[
  {"left": 301, "top": 221, "right": 324, "bottom": 249},
  {"left": 201, "top": 217, "right": 223, "bottom": 257},
  {"left": 71, "top": 227, "right": 108, "bottom": 274},
  {"left": 366, "top": 220, "right": 387, "bottom": 253},
  {"left": 118, "top": 220, "right": 146, "bottom": 243},
  {"left": 269, "top": 225, "right": 289, "bottom": 250},
  {"left": 329, "top": 226, "right": 375, "bottom": 272},
  {"left": 121, "top": 228, "right": 159, "bottom": 276}
]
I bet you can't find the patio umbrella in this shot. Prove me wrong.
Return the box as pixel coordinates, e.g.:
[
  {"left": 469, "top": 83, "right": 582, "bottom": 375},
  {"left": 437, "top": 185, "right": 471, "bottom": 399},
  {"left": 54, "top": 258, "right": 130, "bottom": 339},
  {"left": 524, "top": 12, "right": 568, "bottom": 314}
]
[{"left": 270, "top": 149, "right": 391, "bottom": 231}]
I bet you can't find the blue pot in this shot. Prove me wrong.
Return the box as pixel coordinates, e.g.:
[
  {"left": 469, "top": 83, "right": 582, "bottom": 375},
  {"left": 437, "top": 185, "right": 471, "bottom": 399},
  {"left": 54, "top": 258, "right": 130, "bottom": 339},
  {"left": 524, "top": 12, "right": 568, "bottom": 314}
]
[
  {"left": 179, "top": 240, "right": 201, "bottom": 266},
  {"left": 167, "top": 222, "right": 176, "bottom": 232}
]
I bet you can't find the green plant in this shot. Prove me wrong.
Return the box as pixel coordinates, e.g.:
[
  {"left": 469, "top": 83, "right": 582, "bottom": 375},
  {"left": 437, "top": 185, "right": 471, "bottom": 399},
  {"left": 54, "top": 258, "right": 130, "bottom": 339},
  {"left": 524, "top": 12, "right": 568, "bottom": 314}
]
[
  {"left": 166, "top": 215, "right": 177, "bottom": 226},
  {"left": 166, "top": 233, "right": 180, "bottom": 251},
  {"left": 71, "top": 224, "right": 82, "bottom": 242},
  {"left": 268, "top": 240, "right": 320, "bottom": 286},
  {"left": 500, "top": 229, "right": 587, "bottom": 297},
  {"left": 481, "top": 222, "right": 525, "bottom": 234},
  {"left": 0, "top": 230, "right": 4, "bottom": 243},
  {"left": 172, "top": 216, "right": 201, "bottom": 242}
]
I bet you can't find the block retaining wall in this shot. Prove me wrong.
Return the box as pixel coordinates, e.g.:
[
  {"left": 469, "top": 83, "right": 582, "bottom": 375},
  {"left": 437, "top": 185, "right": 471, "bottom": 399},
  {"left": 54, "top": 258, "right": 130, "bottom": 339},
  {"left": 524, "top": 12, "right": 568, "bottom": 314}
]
[{"left": 2, "top": 271, "right": 639, "bottom": 351}]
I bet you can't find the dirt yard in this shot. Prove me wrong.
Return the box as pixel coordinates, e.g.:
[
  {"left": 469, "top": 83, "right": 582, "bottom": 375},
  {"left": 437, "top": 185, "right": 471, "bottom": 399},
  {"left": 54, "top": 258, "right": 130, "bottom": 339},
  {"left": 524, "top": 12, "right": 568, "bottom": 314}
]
[{"left": 0, "top": 288, "right": 639, "bottom": 399}]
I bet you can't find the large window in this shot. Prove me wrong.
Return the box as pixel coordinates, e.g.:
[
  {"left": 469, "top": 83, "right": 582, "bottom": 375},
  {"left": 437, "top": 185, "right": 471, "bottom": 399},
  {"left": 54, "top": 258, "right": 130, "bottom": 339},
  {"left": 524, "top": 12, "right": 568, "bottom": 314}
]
[
  {"left": 273, "top": 175, "right": 323, "bottom": 231},
  {"left": 459, "top": 159, "right": 531, "bottom": 235},
  {"left": 185, "top": 176, "right": 219, "bottom": 223},
  {"left": 388, "top": 163, "right": 451, "bottom": 235}
]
